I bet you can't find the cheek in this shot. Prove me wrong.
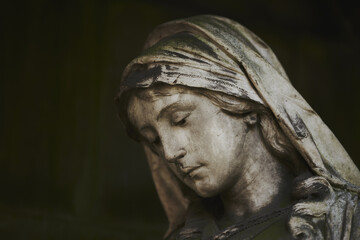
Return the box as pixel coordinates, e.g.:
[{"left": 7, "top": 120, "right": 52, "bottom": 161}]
[
  {"left": 165, "top": 112, "right": 247, "bottom": 196},
  {"left": 215, "top": 118, "right": 248, "bottom": 157},
  {"left": 189, "top": 117, "right": 224, "bottom": 152},
  {"left": 197, "top": 118, "right": 243, "bottom": 162},
  {"left": 196, "top": 117, "right": 247, "bottom": 182}
]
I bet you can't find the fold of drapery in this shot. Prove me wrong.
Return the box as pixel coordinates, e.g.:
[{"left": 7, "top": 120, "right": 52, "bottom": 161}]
[{"left": 117, "top": 15, "right": 360, "bottom": 239}]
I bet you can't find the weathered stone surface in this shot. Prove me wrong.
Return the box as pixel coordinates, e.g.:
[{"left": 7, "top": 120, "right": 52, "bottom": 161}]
[{"left": 116, "top": 15, "right": 360, "bottom": 239}]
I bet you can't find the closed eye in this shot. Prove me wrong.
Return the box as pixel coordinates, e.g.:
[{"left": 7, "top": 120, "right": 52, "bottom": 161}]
[
  {"left": 174, "top": 116, "right": 188, "bottom": 126},
  {"left": 172, "top": 112, "right": 191, "bottom": 126}
]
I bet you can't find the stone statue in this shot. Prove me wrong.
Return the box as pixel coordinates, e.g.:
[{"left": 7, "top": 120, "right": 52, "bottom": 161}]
[{"left": 115, "top": 15, "right": 360, "bottom": 239}]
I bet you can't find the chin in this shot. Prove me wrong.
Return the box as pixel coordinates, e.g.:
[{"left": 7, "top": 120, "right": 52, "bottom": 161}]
[{"left": 193, "top": 183, "right": 219, "bottom": 198}]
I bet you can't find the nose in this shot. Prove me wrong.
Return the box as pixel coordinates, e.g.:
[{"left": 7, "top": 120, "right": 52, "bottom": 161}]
[
  {"left": 160, "top": 131, "right": 187, "bottom": 163},
  {"left": 163, "top": 142, "right": 187, "bottom": 163},
  {"left": 164, "top": 148, "right": 187, "bottom": 163}
]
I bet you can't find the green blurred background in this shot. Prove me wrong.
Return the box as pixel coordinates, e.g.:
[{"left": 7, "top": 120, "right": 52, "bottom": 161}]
[{"left": 1, "top": 0, "right": 360, "bottom": 239}]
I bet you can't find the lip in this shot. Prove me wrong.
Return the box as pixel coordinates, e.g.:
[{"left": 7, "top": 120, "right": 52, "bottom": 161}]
[{"left": 181, "top": 165, "right": 202, "bottom": 177}]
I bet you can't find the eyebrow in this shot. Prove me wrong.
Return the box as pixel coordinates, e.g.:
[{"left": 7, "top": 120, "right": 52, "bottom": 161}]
[
  {"left": 137, "top": 101, "right": 196, "bottom": 133},
  {"left": 156, "top": 102, "right": 195, "bottom": 121}
]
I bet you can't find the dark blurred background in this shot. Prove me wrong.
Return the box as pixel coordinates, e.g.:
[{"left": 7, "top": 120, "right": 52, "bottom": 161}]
[{"left": 1, "top": 0, "right": 360, "bottom": 239}]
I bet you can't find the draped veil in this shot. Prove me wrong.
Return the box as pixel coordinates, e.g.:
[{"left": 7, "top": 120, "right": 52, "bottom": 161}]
[{"left": 116, "top": 15, "right": 360, "bottom": 239}]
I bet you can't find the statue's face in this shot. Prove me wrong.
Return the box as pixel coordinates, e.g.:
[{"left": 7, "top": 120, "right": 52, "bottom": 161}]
[{"left": 127, "top": 88, "right": 252, "bottom": 198}]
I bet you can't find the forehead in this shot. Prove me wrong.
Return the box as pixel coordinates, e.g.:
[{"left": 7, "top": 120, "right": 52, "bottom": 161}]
[
  {"left": 126, "top": 87, "right": 209, "bottom": 128},
  {"left": 135, "top": 84, "right": 189, "bottom": 99},
  {"left": 127, "top": 91, "right": 181, "bottom": 119}
]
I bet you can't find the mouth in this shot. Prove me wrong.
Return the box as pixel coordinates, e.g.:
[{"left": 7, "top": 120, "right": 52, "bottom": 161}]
[{"left": 180, "top": 165, "right": 202, "bottom": 178}]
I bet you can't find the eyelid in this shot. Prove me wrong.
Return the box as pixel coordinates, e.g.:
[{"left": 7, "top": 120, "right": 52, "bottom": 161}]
[
  {"left": 172, "top": 111, "right": 191, "bottom": 125},
  {"left": 158, "top": 102, "right": 196, "bottom": 121}
]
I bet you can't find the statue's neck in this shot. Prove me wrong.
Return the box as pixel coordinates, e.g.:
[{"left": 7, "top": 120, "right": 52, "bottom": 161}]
[{"left": 219, "top": 128, "right": 294, "bottom": 225}]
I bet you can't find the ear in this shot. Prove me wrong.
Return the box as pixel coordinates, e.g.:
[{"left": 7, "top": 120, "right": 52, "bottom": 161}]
[{"left": 243, "top": 112, "right": 258, "bottom": 126}]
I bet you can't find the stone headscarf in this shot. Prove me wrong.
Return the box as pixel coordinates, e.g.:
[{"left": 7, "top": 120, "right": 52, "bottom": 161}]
[{"left": 116, "top": 15, "right": 360, "bottom": 239}]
